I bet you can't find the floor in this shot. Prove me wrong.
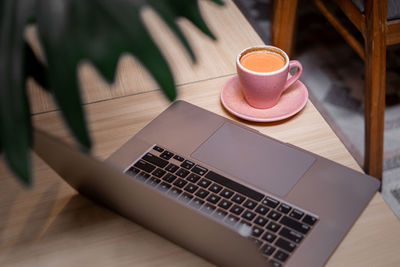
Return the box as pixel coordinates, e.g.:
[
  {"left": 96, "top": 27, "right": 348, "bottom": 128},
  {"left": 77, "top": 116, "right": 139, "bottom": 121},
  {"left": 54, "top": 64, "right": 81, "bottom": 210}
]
[{"left": 234, "top": 0, "right": 400, "bottom": 219}]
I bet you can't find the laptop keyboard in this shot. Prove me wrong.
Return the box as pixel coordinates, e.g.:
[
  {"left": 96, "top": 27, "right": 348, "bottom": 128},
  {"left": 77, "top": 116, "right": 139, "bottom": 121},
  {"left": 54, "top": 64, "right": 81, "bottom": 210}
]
[{"left": 124, "top": 145, "right": 318, "bottom": 267}]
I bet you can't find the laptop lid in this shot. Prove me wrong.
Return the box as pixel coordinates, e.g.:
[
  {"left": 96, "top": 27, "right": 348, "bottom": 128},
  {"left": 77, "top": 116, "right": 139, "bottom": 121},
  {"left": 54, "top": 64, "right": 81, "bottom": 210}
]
[{"left": 33, "top": 128, "right": 269, "bottom": 267}]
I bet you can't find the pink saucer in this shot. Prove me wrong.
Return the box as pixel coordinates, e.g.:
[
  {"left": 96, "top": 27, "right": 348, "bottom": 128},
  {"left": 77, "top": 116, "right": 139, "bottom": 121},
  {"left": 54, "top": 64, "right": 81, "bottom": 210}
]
[{"left": 220, "top": 76, "right": 308, "bottom": 122}]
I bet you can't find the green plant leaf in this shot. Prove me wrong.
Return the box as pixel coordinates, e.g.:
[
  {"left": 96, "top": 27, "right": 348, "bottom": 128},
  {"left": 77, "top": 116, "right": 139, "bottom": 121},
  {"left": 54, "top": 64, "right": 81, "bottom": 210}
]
[
  {"left": 156, "top": 0, "right": 222, "bottom": 41},
  {"left": 147, "top": 1, "right": 197, "bottom": 62},
  {"left": 35, "top": 0, "right": 224, "bottom": 149},
  {"left": 0, "top": 0, "right": 36, "bottom": 185},
  {"left": 25, "top": 41, "right": 49, "bottom": 90},
  {"left": 1, "top": 0, "right": 223, "bottom": 185},
  {"left": 148, "top": 0, "right": 224, "bottom": 62}
]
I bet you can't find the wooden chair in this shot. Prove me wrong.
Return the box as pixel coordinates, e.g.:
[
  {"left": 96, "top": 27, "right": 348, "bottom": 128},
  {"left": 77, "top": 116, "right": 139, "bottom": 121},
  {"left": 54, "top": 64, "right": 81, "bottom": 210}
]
[{"left": 272, "top": 0, "right": 400, "bottom": 180}]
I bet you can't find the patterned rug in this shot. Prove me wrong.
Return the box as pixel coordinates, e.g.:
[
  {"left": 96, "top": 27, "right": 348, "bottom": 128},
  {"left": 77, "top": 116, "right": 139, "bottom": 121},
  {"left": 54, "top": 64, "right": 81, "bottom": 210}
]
[{"left": 234, "top": 0, "right": 400, "bottom": 219}]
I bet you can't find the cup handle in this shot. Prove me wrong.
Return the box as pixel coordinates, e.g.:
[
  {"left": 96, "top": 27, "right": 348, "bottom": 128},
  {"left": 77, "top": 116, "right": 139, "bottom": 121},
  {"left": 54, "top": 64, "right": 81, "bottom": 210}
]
[{"left": 284, "top": 60, "right": 303, "bottom": 91}]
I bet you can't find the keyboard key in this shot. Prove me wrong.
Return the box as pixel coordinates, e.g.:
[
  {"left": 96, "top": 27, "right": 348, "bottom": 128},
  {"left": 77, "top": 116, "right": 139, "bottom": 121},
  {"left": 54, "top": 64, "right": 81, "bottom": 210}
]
[
  {"left": 157, "top": 182, "right": 171, "bottom": 192},
  {"left": 146, "top": 177, "right": 161, "bottom": 186},
  {"left": 142, "top": 153, "right": 168, "bottom": 168},
  {"left": 209, "top": 184, "right": 223, "bottom": 193},
  {"left": 152, "top": 168, "right": 166, "bottom": 178},
  {"left": 261, "top": 244, "right": 276, "bottom": 256},
  {"left": 168, "top": 187, "right": 182, "bottom": 198},
  {"left": 232, "top": 194, "right": 246, "bottom": 204},
  {"left": 184, "top": 183, "right": 198, "bottom": 193},
  {"left": 163, "top": 173, "right": 177, "bottom": 183},
  {"left": 165, "top": 163, "right": 179, "bottom": 173},
  {"left": 289, "top": 209, "right": 304, "bottom": 220},
  {"left": 153, "top": 146, "right": 164, "bottom": 152},
  {"left": 240, "top": 220, "right": 251, "bottom": 227},
  {"left": 225, "top": 214, "right": 239, "bottom": 226},
  {"left": 173, "top": 155, "right": 185, "bottom": 162},
  {"left": 275, "top": 238, "right": 296, "bottom": 253},
  {"left": 136, "top": 172, "right": 150, "bottom": 182},
  {"left": 255, "top": 204, "right": 269, "bottom": 215},
  {"left": 266, "top": 221, "right": 281, "bottom": 233},
  {"left": 181, "top": 160, "right": 195, "bottom": 170},
  {"left": 192, "top": 165, "right": 208, "bottom": 176},
  {"left": 271, "top": 260, "right": 282, "bottom": 267},
  {"left": 303, "top": 214, "right": 318, "bottom": 226},
  {"left": 207, "top": 194, "right": 221, "bottom": 204},
  {"left": 267, "top": 211, "right": 282, "bottom": 221},
  {"left": 277, "top": 203, "right": 292, "bottom": 214},
  {"left": 220, "top": 188, "right": 234, "bottom": 199},
  {"left": 187, "top": 173, "right": 201, "bottom": 183},
  {"left": 213, "top": 209, "right": 228, "bottom": 220},
  {"left": 140, "top": 172, "right": 151, "bottom": 179},
  {"left": 160, "top": 150, "right": 174, "bottom": 160},
  {"left": 173, "top": 178, "right": 187, "bottom": 188},
  {"left": 230, "top": 205, "right": 244, "bottom": 215},
  {"left": 200, "top": 203, "right": 216, "bottom": 214},
  {"left": 178, "top": 192, "right": 193, "bottom": 203},
  {"left": 262, "top": 197, "right": 279, "bottom": 208},
  {"left": 189, "top": 198, "right": 205, "bottom": 209},
  {"left": 198, "top": 178, "right": 212, "bottom": 188},
  {"left": 274, "top": 250, "right": 289, "bottom": 262},
  {"left": 134, "top": 159, "right": 156, "bottom": 173},
  {"left": 205, "top": 171, "right": 264, "bottom": 201},
  {"left": 243, "top": 199, "right": 257, "bottom": 210},
  {"left": 195, "top": 189, "right": 209, "bottom": 199},
  {"left": 218, "top": 200, "right": 233, "bottom": 210},
  {"left": 126, "top": 167, "right": 140, "bottom": 177},
  {"left": 279, "top": 227, "right": 303, "bottom": 244},
  {"left": 280, "top": 216, "right": 310, "bottom": 234},
  {"left": 254, "top": 216, "right": 268, "bottom": 227},
  {"left": 176, "top": 168, "right": 190, "bottom": 178},
  {"left": 262, "top": 232, "right": 277, "bottom": 243},
  {"left": 242, "top": 210, "right": 256, "bottom": 221},
  {"left": 251, "top": 226, "right": 264, "bottom": 237}
]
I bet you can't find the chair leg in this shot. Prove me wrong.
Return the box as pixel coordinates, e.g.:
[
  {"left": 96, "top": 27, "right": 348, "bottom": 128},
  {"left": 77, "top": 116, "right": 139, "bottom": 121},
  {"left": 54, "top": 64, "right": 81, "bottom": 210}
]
[
  {"left": 271, "top": 0, "right": 299, "bottom": 57},
  {"left": 364, "top": 0, "right": 387, "bottom": 180}
]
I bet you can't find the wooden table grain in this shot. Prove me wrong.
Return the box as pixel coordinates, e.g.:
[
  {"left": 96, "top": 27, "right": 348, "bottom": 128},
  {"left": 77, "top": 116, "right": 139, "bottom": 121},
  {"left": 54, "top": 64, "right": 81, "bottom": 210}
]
[{"left": 1, "top": 1, "right": 399, "bottom": 266}]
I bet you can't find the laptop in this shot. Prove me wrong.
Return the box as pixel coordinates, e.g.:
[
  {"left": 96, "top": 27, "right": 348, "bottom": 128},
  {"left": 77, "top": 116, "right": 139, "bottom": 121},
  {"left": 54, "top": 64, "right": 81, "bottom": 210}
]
[{"left": 34, "top": 100, "right": 380, "bottom": 267}]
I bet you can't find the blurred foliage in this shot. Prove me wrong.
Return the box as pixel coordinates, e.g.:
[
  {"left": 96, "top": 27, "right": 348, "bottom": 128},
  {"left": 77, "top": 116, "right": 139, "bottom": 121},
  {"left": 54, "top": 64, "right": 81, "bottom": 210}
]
[{"left": 0, "top": 0, "right": 223, "bottom": 185}]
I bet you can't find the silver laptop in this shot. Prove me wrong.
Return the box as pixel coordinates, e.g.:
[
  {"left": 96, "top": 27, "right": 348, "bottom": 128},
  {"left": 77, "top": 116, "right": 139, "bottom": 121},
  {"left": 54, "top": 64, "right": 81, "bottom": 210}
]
[{"left": 34, "top": 100, "right": 380, "bottom": 267}]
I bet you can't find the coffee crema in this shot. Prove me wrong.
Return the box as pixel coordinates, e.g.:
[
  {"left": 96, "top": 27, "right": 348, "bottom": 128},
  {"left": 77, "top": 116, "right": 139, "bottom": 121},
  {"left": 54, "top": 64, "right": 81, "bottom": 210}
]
[{"left": 240, "top": 51, "right": 285, "bottom": 73}]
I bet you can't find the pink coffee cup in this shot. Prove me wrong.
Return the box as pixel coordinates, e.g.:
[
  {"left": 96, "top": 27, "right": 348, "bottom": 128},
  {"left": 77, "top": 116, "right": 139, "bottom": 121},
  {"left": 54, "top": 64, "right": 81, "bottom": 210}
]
[{"left": 236, "top": 45, "right": 303, "bottom": 109}]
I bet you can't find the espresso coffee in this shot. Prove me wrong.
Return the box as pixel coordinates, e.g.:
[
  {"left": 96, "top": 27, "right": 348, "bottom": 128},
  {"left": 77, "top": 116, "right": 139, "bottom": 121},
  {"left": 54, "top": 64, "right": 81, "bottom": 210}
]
[{"left": 240, "top": 51, "right": 285, "bottom": 73}]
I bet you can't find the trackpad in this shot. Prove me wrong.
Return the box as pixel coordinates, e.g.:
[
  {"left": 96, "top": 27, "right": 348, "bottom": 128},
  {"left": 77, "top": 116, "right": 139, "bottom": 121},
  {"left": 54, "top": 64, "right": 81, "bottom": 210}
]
[{"left": 192, "top": 123, "right": 315, "bottom": 197}]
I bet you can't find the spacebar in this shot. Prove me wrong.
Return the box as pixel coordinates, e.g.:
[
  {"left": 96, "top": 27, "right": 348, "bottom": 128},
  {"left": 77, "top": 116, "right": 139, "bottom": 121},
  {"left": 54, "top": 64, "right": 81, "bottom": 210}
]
[{"left": 205, "top": 171, "right": 264, "bottom": 201}]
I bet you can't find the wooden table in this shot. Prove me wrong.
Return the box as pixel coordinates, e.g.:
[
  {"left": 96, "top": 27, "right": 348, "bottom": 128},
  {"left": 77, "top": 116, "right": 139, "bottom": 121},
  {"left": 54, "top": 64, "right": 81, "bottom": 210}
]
[{"left": 1, "top": 1, "right": 399, "bottom": 266}]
